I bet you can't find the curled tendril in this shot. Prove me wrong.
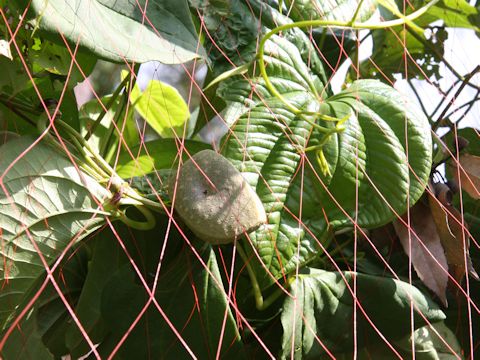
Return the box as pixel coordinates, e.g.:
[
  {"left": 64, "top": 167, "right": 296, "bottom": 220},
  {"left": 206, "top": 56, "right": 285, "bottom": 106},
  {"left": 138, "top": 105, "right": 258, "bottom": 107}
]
[
  {"left": 112, "top": 205, "right": 157, "bottom": 231},
  {"left": 257, "top": 0, "right": 438, "bottom": 176}
]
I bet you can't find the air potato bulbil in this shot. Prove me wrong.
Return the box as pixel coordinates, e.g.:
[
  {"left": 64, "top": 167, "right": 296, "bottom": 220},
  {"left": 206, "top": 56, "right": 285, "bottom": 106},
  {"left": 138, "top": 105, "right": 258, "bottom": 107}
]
[{"left": 168, "top": 150, "right": 266, "bottom": 244}]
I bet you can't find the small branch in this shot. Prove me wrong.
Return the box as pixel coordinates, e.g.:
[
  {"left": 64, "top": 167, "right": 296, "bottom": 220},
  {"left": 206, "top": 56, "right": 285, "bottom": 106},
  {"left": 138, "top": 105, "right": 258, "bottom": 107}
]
[
  {"left": 101, "top": 90, "right": 127, "bottom": 160},
  {"left": 433, "top": 65, "right": 480, "bottom": 132},
  {"left": 429, "top": 79, "right": 461, "bottom": 118},
  {"left": 443, "top": 90, "right": 480, "bottom": 122},
  {"left": 236, "top": 243, "right": 265, "bottom": 310},
  {"left": 407, "top": 27, "right": 480, "bottom": 93},
  {"left": 114, "top": 205, "right": 157, "bottom": 231}
]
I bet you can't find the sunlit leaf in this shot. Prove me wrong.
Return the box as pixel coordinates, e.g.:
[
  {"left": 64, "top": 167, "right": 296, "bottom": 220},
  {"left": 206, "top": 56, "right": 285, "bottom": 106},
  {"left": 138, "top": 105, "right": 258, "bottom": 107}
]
[
  {"left": 220, "top": 34, "right": 431, "bottom": 287},
  {"left": 115, "top": 138, "right": 211, "bottom": 178},
  {"left": 21, "top": 0, "right": 205, "bottom": 64},
  {"left": 425, "top": 0, "right": 479, "bottom": 31},
  {"left": 313, "top": 80, "right": 432, "bottom": 231},
  {"left": 130, "top": 79, "right": 190, "bottom": 138}
]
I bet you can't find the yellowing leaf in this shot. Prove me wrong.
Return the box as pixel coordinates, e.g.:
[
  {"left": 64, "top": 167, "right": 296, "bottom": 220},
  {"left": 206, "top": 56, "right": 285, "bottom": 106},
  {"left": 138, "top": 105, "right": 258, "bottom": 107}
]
[
  {"left": 393, "top": 200, "right": 449, "bottom": 306},
  {"left": 130, "top": 79, "right": 190, "bottom": 138}
]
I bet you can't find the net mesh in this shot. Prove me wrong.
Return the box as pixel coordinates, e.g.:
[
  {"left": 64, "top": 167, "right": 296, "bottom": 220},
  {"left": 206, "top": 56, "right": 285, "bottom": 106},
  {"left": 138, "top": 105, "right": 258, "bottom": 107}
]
[{"left": 0, "top": 0, "right": 479, "bottom": 359}]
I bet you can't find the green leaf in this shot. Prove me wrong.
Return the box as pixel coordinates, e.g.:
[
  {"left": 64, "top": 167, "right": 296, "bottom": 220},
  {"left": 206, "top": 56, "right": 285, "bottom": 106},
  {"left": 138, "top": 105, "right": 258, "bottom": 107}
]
[
  {"left": 247, "top": 0, "right": 328, "bottom": 86},
  {"left": 313, "top": 79, "right": 432, "bottom": 230},
  {"left": 29, "top": 38, "right": 97, "bottom": 83},
  {"left": 64, "top": 228, "right": 128, "bottom": 358},
  {"left": 130, "top": 79, "right": 190, "bottom": 138},
  {"left": 280, "top": 268, "right": 446, "bottom": 359},
  {"left": 65, "top": 214, "right": 185, "bottom": 357},
  {"left": 115, "top": 138, "right": 211, "bottom": 178},
  {"left": 219, "top": 35, "right": 431, "bottom": 287},
  {"left": 220, "top": 35, "right": 325, "bottom": 286},
  {"left": 426, "top": 0, "right": 479, "bottom": 31},
  {"left": 0, "top": 137, "right": 109, "bottom": 329},
  {"left": 190, "top": 0, "right": 261, "bottom": 76},
  {"left": 23, "top": 0, "right": 205, "bottom": 64},
  {"left": 0, "top": 308, "right": 54, "bottom": 360},
  {"left": 284, "top": 0, "right": 378, "bottom": 22},
  {"left": 193, "top": 0, "right": 328, "bottom": 86},
  {"left": 99, "top": 244, "right": 245, "bottom": 359},
  {"left": 34, "top": 246, "right": 89, "bottom": 356},
  {"left": 0, "top": 56, "right": 30, "bottom": 96},
  {"left": 0, "top": 243, "right": 90, "bottom": 359}
]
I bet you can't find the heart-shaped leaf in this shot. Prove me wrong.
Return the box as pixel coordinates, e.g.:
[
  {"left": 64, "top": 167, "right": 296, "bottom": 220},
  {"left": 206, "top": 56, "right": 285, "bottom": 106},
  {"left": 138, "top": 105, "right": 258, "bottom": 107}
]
[
  {"left": 129, "top": 78, "right": 191, "bottom": 138},
  {"left": 0, "top": 137, "right": 109, "bottom": 328},
  {"left": 21, "top": 0, "right": 205, "bottom": 64}
]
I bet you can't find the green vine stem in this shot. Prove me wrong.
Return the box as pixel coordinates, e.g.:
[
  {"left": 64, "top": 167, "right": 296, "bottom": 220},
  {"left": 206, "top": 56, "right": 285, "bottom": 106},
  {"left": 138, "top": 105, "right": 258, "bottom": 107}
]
[
  {"left": 53, "top": 119, "right": 166, "bottom": 218},
  {"left": 257, "top": 0, "right": 439, "bottom": 116},
  {"left": 237, "top": 242, "right": 295, "bottom": 310},
  {"left": 112, "top": 204, "right": 157, "bottom": 231},
  {"left": 109, "top": 175, "right": 167, "bottom": 214},
  {"left": 84, "top": 68, "right": 133, "bottom": 142},
  {"left": 55, "top": 119, "right": 115, "bottom": 178},
  {"left": 240, "top": 0, "right": 439, "bottom": 307},
  {"left": 103, "top": 97, "right": 131, "bottom": 163},
  {"left": 36, "top": 115, "right": 106, "bottom": 180},
  {"left": 39, "top": 115, "right": 158, "bottom": 230}
]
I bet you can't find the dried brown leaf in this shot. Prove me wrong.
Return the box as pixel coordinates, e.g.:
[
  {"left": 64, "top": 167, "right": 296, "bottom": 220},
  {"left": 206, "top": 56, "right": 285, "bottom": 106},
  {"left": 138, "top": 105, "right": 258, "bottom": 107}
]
[
  {"left": 449, "top": 153, "right": 480, "bottom": 199},
  {"left": 393, "top": 200, "right": 449, "bottom": 306},
  {"left": 428, "top": 183, "right": 479, "bottom": 284}
]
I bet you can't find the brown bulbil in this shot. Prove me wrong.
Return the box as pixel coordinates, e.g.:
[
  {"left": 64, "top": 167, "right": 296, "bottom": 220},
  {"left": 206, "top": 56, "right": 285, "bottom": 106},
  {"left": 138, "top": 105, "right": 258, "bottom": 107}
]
[{"left": 169, "top": 150, "right": 267, "bottom": 244}]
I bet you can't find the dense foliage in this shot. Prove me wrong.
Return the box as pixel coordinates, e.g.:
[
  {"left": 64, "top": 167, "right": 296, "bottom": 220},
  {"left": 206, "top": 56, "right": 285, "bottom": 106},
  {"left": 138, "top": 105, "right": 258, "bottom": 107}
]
[{"left": 1, "top": 0, "right": 479, "bottom": 358}]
